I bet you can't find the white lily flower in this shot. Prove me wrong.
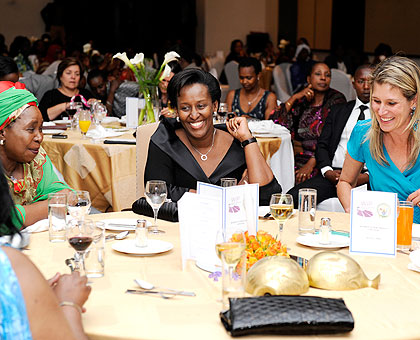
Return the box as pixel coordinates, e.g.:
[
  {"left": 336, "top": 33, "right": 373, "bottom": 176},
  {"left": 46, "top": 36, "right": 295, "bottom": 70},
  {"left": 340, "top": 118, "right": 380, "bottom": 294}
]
[
  {"left": 162, "top": 51, "right": 180, "bottom": 65},
  {"left": 113, "top": 52, "right": 131, "bottom": 66},
  {"left": 159, "top": 64, "right": 171, "bottom": 81},
  {"left": 130, "top": 53, "right": 144, "bottom": 65}
]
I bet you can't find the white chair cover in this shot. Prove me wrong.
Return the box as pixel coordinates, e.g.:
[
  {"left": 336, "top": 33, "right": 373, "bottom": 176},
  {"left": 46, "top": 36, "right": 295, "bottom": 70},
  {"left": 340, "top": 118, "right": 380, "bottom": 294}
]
[
  {"left": 279, "top": 62, "right": 293, "bottom": 94},
  {"left": 330, "top": 69, "right": 356, "bottom": 101},
  {"left": 317, "top": 197, "right": 345, "bottom": 212},
  {"left": 272, "top": 65, "right": 291, "bottom": 103},
  {"left": 224, "top": 61, "right": 241, "bottom": 91},
  {"left": 209, "top": 67, "right": 218, "bottom": 79}
]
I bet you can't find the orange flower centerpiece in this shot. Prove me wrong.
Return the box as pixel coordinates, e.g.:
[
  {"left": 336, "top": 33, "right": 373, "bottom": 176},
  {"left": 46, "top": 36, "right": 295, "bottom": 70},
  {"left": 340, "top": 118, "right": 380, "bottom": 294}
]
[{"left": 242, "top": 230, "right": 289, "bottom": 271}]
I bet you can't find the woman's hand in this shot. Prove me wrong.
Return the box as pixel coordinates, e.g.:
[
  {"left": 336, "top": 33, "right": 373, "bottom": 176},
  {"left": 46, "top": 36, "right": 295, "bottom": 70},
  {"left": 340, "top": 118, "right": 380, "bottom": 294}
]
[
  {"left": 160, "top": 107, "right": 176, "bottom": 118},
  {"left": 226, "top": 116, "right": 252, "bottom": 142},
  {"left": 296, "top": 84, "right": 314, "bottom": 102},
  {"left": 407, "top": 190, "right": 420, "bottom": 208},
  {"left": 295, "top": 157, "right": 316, "bottom": 184},
  {"left": 47, "top": 272, "right": 61, "bottom": 288},
  {"left": 53, "top": 272, "right": 91, "bottom": 312}
]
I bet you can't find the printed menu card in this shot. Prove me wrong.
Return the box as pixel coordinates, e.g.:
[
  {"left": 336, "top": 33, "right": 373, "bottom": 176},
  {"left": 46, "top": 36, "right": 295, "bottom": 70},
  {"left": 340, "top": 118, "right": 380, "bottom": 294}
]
[
  {"left": 178, "top": 183, "right": 259, "bottom": 271},
  {"left": 350, "top": 188, "right": 397, "bottom": 257}
]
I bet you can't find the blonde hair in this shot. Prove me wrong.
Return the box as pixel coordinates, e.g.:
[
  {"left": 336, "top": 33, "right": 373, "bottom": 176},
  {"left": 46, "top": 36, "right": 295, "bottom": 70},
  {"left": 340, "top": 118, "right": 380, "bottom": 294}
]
[{"left": 367, "top": 55, "right": 420, "bottom": 168}]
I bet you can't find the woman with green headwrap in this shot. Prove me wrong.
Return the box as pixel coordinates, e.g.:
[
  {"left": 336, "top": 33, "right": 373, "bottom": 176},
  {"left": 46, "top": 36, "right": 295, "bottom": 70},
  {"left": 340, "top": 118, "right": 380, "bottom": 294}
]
[{"left": 0, "top": 81, "right": 71, "bottom": 228}]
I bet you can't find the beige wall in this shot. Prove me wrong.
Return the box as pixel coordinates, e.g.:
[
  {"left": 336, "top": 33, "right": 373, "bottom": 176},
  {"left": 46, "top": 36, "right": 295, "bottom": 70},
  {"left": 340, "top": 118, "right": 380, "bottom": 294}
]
[
  {"left": 200, "top": 0, "right": 278, "bottom": 56},
  {"left": 297, "top": 0, "right": 332, "bottom": 50},
  {"left": 365, "top": 0, "right": 420, "bottom": 54},
  {"left": 0, "top": 0, "right": 49, "bottom": 45}
]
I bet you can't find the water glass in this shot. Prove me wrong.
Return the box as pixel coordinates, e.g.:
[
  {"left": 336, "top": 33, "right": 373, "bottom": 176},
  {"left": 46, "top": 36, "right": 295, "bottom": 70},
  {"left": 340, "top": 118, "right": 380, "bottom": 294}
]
[
  {"left": 298, "top": 188, "right": 317, "bottom": 235},
  {"left": 84, "top": 221, "right": 105, "bottom": 278},
  {"left": 220, "top": 178, "right": 237, "bottom": 187},
  {"left": 67, "top": 190, "right": 91, "bottom": 221},
  {"left": 397, "top": 201, "right": 414, "bottom": 251},
  {"left": 48, "top": 193, "right": 67, "bottom": 242}
]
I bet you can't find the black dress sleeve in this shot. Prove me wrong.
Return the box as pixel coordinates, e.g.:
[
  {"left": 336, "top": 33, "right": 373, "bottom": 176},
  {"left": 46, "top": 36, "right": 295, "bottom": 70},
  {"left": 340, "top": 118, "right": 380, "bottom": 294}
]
[
  {"left": 144, "top": 141, "right": 191, "bottom": 202},
  {"left": 38, "top": 89, "right": 54, "bottom": 121},
  {"left": 259, "top": 177, "right": 282, "bottom": 206}
]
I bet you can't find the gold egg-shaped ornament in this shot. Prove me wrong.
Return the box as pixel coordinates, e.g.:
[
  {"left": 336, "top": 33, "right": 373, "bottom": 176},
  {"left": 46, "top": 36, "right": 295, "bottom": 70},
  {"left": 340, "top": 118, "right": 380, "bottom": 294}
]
[
  {"left": 306, "top": 251, "right": 380, "bottom": 290},
  {"left": 245, "top": 256, "right": 309, "bottom": 296}
]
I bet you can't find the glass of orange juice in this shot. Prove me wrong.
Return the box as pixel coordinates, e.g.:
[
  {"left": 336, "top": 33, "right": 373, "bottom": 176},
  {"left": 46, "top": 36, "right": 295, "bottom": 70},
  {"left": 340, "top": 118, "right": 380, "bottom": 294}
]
[
  {"left": 78, "top": 110, "right": 91, "bottom": 139},
  {"left": 397, "top": 201, "right": 414, "bottom": 251}
]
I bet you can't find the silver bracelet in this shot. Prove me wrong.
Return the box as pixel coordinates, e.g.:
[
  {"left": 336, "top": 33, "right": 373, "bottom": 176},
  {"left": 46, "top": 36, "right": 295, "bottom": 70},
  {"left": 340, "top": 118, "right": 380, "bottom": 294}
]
[{"left": 59, "top": 301, "right": 82, "bottom": 314}]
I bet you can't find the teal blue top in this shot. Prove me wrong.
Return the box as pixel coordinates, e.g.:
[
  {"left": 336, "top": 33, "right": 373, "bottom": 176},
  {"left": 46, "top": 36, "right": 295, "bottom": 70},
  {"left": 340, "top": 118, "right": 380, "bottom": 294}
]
[
  {"left": 347, "top": 120, "right": 420, "bottom": 223},
  {"left": 0, "top": 247, "right": 32, "bottom": 339}
]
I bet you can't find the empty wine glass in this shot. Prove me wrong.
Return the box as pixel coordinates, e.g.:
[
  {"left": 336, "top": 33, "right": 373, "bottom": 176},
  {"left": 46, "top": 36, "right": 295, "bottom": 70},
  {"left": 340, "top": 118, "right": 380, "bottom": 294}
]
[
  {"left": 67, "top": 219, "right": 94, "bottom": 272},
  {"left": 67, "top": 190, "right": 91, "bottom": 221},
  {"left": 92, "top": 101, "right": 107, "bottom": 126},
  {"left": 145, "top": 180, "right": 167, "bottom": 234},
  {"left": 270, "top": 193, "right": 293, "bottom": 240}
]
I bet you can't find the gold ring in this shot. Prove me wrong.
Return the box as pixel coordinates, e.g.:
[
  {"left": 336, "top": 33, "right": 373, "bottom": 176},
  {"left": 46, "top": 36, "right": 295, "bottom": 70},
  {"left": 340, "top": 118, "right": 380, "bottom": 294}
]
[{"left": 307, "top": 92, "right": 310, "bottom": 95}]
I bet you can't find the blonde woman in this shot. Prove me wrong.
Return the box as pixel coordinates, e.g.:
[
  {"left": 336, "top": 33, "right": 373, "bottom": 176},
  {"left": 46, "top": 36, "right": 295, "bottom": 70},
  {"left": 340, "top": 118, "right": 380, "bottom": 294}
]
[{"left": 337, "top": 56, "right": 420, "bottom": 223}]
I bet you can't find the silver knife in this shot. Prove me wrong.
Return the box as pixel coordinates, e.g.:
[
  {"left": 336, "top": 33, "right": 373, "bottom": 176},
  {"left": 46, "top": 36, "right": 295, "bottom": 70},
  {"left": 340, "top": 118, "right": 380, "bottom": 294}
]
[
  {"left": 108, "top": 223, "right": 136, "bottom": 229},
  {"left": 126, "top": 289, "right": 196, "bottom": 297}
]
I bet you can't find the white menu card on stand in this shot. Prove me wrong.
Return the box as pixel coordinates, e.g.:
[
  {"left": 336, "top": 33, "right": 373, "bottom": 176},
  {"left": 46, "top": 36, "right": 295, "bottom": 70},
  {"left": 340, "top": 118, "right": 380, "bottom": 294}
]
[{"left": 350, "top": 188, "right": 397, "bottom": 257}]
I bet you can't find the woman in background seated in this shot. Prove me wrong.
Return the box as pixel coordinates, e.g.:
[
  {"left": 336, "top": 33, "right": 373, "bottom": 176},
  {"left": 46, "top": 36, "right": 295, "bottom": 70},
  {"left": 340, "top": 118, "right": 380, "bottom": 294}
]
[
  {"left": 338, "top": 56, "right": 420, "bottom": 223},
  {"left": 226, "top": 57, "right": 277, "bottom": 120},
  {"left": 144, "top": 68, "right": 281, "bottom": 205},
  {"left": 159, "top": 61, "right": 182, "bottom": 118},
  {"left": 270, "top": 62, "right": 346, "bottom": 183},
  {"left": 0, "top": 81, "right": 71, "bottom": 227},
  {"left": 39, "top": 57, "right": 94, "bottom": 121},
  {"left": 0, "top": 162, "right": 91, "bottom": 339}
]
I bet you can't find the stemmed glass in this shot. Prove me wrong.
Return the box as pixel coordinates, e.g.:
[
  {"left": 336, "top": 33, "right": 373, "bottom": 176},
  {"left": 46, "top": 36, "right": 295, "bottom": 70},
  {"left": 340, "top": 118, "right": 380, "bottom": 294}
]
[
  {"left": 218, "top": 103, "right": 228, "bottom": 123},
  {"left": 67, "top": 219, "right": 94, "bottom": 272},
  {"left": 92, "top": 101, "right": 107, "bottom": 126},
  {"left": 67, "top": 190, "right": 91, "bottom": 221},
  {"left": 145, "top": 180, "right": 167, "bottom": 234},
  {"left": 215, "top": 229, "right": 246, "bottom": 309},
  {"left": 79, "top": 110, "right": 91, "bottom": 139},
  {"left": 270, "top": 193, "right": 293, "bottom": 240}
]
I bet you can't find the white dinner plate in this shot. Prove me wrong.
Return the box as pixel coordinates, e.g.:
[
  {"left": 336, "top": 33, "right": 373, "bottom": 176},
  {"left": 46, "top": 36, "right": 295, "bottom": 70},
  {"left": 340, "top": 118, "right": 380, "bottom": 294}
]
[
  {"left": 53, "top": 119, "right": 71, "bottom": 125},
  {"left": 296, "top": 233, "right": 350, "bottom": 249},
  {"left": 112, "top": 239, "right": 173, "bottom": 255},
  {"left": 102, "top": 218, "right": 151, "bottom": 231},
  {"left": 43, "top": 129, "right": 67, "bottom": 135}
]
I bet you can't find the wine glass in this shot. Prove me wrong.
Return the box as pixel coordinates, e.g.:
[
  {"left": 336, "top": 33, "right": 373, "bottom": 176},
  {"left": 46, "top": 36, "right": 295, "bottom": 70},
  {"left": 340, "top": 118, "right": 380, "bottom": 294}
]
[
  {"left": 67, "top": 219, "right": 94, "bottom": 272},
  {"left": 92, "top": 101, "right": 107, "bottom": 126},
  {"left": 67, "top": 102, "right": 83, "bottom": 130},
  {"left": 218, "top": 103, "right": 228, "bottom": 123},
  {"left": 215, "top": 229, "right": 246, "bottom": 309},
  {"left": 67, "top": 190, "right": 91, "bottom": 221},
  {"left": 145, "top": 180, "right": 167, "bottom": 234},
  {"left": 270, "top": 193, "right": 293, "bottom": 240},
  {"left": 79, "top": 110, "right": 91, "bottom": 139}
]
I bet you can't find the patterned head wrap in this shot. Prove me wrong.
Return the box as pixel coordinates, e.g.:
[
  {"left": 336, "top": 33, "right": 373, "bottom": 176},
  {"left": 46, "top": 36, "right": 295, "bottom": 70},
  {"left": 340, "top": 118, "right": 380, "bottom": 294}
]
[{"left": 0, "top": 81, "right": 38, "bottom": 131}]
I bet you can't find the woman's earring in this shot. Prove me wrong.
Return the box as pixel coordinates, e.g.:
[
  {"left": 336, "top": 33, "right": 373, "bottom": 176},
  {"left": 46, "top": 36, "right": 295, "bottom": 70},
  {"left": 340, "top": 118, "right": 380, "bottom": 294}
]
[
  {"left": 176, "top": 116, "right": 180, "bottom": 123},
  {"left": 0, "top": 140, "right": 4, "bottom": 146},
  {"left": 413, "top": 119, "right": 419, "bottom": 132},
  {"left": 411, "top": 106, "right": 416, "bottom": 116}
]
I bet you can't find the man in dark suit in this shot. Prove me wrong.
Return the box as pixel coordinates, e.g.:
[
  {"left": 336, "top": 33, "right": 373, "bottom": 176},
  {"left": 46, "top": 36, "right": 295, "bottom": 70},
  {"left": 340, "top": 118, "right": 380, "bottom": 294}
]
[{"left": 287, "top": 64, "right": 372, "bottom": 207}]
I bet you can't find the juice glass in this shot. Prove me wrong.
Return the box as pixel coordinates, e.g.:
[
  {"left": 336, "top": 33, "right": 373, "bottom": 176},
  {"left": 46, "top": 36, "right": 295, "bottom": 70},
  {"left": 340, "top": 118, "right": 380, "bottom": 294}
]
[
  {"left": 397, "top": 201, "right": 414, "bottom": 250},
  {"left": 79, "top": 110, "right": 91, "bottom": 139}
]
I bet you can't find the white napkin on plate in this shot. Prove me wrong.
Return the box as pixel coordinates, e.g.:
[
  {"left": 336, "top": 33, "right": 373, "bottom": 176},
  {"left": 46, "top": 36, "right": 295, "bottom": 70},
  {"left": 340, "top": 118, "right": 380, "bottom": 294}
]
[
  {"left": 86, "top": 125, "right": 125, "bottom": 139},
  {"left": 102, "top": 116, "right": 120, "bottom": 124},
  {"left": 248, "top": 120, "right": 290, "bottom": 137},
  {"left": 42, "top": 122, "right": 56, "bottom": 127},
  {"left": 25, "top": 218, "right": 49, "bottom": 233},
  {"left": 408, "top": 250, "right": 420, "bottom": 272}
]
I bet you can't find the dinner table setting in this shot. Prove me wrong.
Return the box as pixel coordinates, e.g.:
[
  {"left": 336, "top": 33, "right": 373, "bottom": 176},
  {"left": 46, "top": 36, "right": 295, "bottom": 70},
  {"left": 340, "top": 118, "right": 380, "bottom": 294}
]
[{"left": 23, "top": 180, "right": 420, "bottom": 340}]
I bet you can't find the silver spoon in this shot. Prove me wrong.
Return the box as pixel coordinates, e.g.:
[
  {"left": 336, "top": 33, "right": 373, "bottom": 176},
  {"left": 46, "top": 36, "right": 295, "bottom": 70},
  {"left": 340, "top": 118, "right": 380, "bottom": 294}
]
[
  {"left": 134, "top": 279, "right": 195, "bottom": 297},
  {"left": 105, "top": 230, "right": 129, "bottom": 241}
]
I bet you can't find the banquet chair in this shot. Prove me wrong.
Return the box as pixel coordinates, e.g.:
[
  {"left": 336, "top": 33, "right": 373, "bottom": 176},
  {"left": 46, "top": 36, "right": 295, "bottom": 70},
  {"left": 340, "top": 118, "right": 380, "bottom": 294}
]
[
  {"left": 224, "top": 60, "right": 241, "bottom": 91},
  {"left": 330, "top": 69, "right": 356, "bottom": 101},
  {"left": 317, "top": 197, "right": 345, "bottom": 212},
  {"left": 279, "top": 62, "right": 293, "bottom": 94},
  {"left": 136, "top": 122, "right": 159, "bottom": 198},
  {"left": 209, "top": 67, "right": 218, "bottom": 79},
  {"left": 272, "top": 65, "right": 291, "bottom": 103}
]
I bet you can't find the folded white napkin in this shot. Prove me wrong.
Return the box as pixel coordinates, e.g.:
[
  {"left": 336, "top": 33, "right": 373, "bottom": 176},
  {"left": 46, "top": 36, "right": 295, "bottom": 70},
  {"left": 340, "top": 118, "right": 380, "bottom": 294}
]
[
  {"left": 25, "top": 218, "right": 49, "bottom": 233},
  {"left": 248, "top": 120, "right": 290, "bottom": 137},
  {"left": 86, "top": 125, "right": 125, "bottom": 139},
  {"left": 408, "top": 250, "right": 420, "bottom": 272},
  {"left": 102, "top": 116, "right": 120, "bottom": 124},
  {"left": 42, "top": 122, "right": 56, "bottom": 127}
]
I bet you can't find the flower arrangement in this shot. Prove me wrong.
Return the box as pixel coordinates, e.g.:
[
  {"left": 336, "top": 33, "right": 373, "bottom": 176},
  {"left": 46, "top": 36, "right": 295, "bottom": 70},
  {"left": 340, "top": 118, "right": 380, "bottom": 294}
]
[
  {"left": 113, "top": 51, "right": 180, "bottom": 124},
  {"left": 242, "top": 230, "right": 288, "bottom": 271}
]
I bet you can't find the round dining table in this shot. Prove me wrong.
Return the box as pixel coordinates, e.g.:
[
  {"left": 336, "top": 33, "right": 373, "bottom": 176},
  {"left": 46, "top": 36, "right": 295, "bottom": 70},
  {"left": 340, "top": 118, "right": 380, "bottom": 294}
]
[{"left": 25, "top": 211, "right": 420, "bottom": 340}]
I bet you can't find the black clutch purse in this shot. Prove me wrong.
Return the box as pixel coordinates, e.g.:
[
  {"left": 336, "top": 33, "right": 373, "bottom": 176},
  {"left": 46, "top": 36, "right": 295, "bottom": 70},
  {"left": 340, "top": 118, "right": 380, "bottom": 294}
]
[
  {"left": 132, "top": 197, "right": 178, "bottom": 222},
  {"left": 220, "top": 295, "right": 354, "bottom": 336}
]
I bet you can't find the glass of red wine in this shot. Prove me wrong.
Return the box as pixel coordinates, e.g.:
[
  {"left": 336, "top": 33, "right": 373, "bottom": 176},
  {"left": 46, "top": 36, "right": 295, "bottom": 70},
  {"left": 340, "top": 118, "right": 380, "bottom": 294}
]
[{"left": 67, "top": 219, "right": 94, "bottom": 272}]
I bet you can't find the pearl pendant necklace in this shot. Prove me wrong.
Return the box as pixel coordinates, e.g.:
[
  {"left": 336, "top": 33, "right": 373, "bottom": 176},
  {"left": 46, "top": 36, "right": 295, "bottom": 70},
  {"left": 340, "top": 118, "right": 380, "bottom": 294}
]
[{"left": 190, "top": 129, "right": 216, "bottom": 161}]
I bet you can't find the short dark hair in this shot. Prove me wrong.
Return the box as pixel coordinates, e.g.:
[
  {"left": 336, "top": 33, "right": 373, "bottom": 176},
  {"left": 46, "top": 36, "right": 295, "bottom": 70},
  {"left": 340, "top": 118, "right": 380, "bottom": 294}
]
[
  {"left": 87, "top": 68, "right": 106, "bottom": 85},
  {"left": 0, "top": 56, "right": 18, "bottom": 78},
  {"left": 56, "top": 57, "right": 82, "bottom": 84},
  {"left": 167, "top": 68, "right": 221, "bottom": 109},
  {"left": 238, "top": 57, "right": 261, "bottom": 74},
  {"left": 308, "top": 62, "right": 330, "bottom": 76}
]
